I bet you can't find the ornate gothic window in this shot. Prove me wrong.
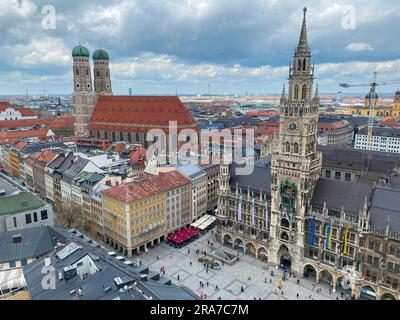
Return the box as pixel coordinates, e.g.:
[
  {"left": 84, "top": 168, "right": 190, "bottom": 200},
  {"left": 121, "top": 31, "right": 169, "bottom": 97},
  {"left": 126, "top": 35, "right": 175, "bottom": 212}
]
[
  {"left": 294, "top": 85, "right": 299, "bottom": 100},
  {"left": 280, "top": 179, "right": 297, "bottom": 211},
  {"left": 302, "top": 84, "right": 307, "bottom": 100},
  {"left": 75, "top": 68, "right": 80, "bottom": 76},
  {"left": 285, "top": 142, "right": 290, "bottom": 153},
  {"left": 96, "top": 70, "right": 100, "bottom": 77},
  {"left": 302, "top": 58, "right": 306, "bottom": 71},
  {"left": 293, "top": 143, "right": 299, "bottom": 154},
  {"left": 298, "top": 59, "right": 301, "bottom": 71}
]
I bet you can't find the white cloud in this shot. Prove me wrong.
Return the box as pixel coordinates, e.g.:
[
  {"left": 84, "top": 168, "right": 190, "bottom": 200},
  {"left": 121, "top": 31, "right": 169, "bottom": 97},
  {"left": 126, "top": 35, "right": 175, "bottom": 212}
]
[
  {"left": 0, "top": 0, "right": 37, "bottom": 18},
  {"left": 9, "top": 37, "right": 71, "bottom": 67},
  {"left": 346, "top": 42, "right": 374, "bottom": 52}
]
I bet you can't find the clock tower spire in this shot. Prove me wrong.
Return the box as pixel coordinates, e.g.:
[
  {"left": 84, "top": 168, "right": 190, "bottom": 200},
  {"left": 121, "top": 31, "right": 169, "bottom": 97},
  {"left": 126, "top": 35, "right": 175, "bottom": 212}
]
[{"left": 269, "top": 8, "right": 322, "bottom": 274}]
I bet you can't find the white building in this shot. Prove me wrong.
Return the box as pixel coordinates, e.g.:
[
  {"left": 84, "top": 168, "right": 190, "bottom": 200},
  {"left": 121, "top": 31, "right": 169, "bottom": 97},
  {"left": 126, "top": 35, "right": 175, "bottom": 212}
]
[
  {"left": 354, "top": 128, "right": 400, "bottom": 154},
  {"left": 177, "top": 164, "right": 208, "bottom": 223},
  {"left": 0, "top": 174, "right": 53, "bottom": 233},
  {"left": 0, "top": 102, "right": 37, "bottom": 121}
]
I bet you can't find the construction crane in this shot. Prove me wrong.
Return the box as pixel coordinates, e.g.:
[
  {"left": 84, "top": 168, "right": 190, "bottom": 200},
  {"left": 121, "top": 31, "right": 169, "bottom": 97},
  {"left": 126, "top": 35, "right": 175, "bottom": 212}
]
[{"left": 339, "top": 72, "right": 400, "bottom": 158}]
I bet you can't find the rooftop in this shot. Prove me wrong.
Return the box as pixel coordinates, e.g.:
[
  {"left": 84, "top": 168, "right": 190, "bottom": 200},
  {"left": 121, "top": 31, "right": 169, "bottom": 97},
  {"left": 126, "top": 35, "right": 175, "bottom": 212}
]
[
  {"left": 358, "top": 127, "right": 400, "bottom": 138},
  {"left": 370, "top": 186, "right": 400, "bottom": 234},
  {"left": 0, "top": 225, "right": 67, "bottom": 264},
  {"left": 89, "top": 96, "right": 197, "bottom": 129},
  {"left": 102, "top": 171, "right": 190, "bottom": 203},
  {"left": 229, "top": 156, "right": 272, "bottom": 196},
  {"left": 23, "top": 228, "right": 197, "bottom": 300}
]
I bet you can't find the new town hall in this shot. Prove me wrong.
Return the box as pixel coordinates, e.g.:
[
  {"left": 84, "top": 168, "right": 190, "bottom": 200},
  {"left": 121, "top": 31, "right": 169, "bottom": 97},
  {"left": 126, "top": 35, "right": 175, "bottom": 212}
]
[{"left": 216, "top": 9, "right": 400, "bottom": 300}]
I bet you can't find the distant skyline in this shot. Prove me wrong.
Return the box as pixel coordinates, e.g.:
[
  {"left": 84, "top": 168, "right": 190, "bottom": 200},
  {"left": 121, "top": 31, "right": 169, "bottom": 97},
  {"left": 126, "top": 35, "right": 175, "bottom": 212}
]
[{"left": 0, "top": 0, "right": 399, "bottom": 95}]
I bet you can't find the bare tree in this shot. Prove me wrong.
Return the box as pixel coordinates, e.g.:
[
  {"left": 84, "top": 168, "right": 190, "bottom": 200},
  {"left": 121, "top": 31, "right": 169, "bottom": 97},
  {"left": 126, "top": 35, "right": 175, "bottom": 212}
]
[{"left": 54, "top": 200, "right": 92, "bottom": 233}]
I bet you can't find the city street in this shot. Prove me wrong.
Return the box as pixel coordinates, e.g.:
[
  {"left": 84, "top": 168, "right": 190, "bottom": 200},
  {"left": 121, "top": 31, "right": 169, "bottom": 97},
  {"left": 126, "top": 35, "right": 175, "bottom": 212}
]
[{"left": 137, "top": 228, "right": 347, "bottom": 300}]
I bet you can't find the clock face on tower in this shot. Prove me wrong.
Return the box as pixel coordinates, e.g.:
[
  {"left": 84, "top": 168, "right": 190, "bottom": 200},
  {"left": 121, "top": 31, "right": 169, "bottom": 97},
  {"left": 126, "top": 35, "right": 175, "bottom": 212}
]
[{"left": 287, "top": 122, "right": 299, "bottom": 133}]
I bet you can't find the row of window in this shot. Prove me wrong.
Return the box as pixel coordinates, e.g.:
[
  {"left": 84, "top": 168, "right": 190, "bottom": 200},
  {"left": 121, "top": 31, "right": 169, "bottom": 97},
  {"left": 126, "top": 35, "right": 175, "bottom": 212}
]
[
  {"left": 325, "top": 170, "right": 352, "bottom": 181},
  {"left": 23, "top": 210, "right": 48, "bottom": 226},
  {"left": 8, "top": 259, "right": 28, "bottom": 269}
]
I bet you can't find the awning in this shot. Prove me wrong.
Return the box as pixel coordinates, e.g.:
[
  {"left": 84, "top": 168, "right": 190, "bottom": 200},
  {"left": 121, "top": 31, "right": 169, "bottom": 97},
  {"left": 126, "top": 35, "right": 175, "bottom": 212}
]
[
  {"left": 197, "top": 216, "right": 217, "bottom": 230},
  {"left": 0, "top": 268, "right": 27, "bottom": 293}
]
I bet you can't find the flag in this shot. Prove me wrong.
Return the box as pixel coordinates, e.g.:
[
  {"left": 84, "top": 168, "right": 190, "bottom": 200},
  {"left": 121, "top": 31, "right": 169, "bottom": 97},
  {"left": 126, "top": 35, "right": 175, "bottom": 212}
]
[
  {"left": 325, "top": 218, "right": 333, "bottom": 250},
  {"left": 265, "top": 201, "right": 268, "bottom": 230},
  {"left": 251, "top": 198, "right": 255, "bottom": 225},
  {"left": 238, "top": 193, "right": 242, "bottom": 221},
  {"left": 309, "top": 215, "right": 316, "bottom": 246},
  {"left": 343, "top": 225, "right": 349, "bottom": 255}
]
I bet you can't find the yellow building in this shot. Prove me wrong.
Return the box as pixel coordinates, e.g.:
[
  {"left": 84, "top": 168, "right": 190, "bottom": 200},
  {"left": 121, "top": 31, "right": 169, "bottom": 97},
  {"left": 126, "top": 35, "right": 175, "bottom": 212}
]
[
  {"left": 351, "top": 91, "right": 400, "bottom": 118},
  {"left": 392, "top": 90, "right": 400, "bottom": 118},
  {"left": 102, "top": 171, "right": 191, "bottom": 257}
]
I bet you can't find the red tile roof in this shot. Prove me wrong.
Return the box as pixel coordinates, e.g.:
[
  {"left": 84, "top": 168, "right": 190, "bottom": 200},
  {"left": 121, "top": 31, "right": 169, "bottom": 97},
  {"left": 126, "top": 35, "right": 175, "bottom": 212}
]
[
  {"left": 0, "top": 102, "right": 11, "bottom": 111},
  {"left": 102, "top": 171, "right": 190, "bottom": 203},
  {"left": 318, "top": 120, "right": 350, "bottom": 131},
  {"left": 245, "top": 110, "right": 279, "bottom": 117},
  {"left": 18, "top": 108, "right": 37, "bottom": 117},
  {"left": 0, "top": 102, "right": 37, "bottom": 117},
  {"left": 89, "top": 96, "right": 197, "bottom": 131},
  {"left": 32, "top": 150, "right": 59, "bottom": 170},
  {"left": 0, "top": 128, "right": 54, "bottom": 144},
  {"left": 0, "top": 116, "right": 73, "bottom": 130}
]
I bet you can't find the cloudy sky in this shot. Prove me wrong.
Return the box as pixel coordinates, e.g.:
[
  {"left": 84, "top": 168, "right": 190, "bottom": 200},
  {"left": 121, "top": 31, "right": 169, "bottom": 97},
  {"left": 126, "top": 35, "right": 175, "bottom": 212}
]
[{"left": 0, "top": 0, "right": 399, "bottom": 95}]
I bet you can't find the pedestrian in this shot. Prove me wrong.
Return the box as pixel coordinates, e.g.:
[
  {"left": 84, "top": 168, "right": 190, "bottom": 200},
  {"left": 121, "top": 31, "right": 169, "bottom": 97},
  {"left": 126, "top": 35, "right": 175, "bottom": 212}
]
[
  {"left": 204, "top": 294, "right": 207, "bottom": 300},
  {"left": 207, "top": 239, "right": 210, "bottom": 244},
  {"left": 336, "top": 297, "right": 339, "bottom": 300},
  {"left": 297, "top": 279, "right": 300, "bottom": 285},
  {"left": 207, "top": 282, "right": 209, "bottom": 287},
  {"left": 190, "top": 261, "right": 192, "bottom": 267},
  {"left": 296, "top": 293, "right": 299, "bottom": 299},
  {"left": 264, "top": 277, "right": 267, "bottom": 283},
  {"left": 270, "top": 279, "right": 272, "bottom": 284},
  {"left": 216, "top": 285, "right": 219, "bottom": 290},
  {"left": 188, "top": 248, "right": 190, "bottom": 254},
  {"left": 177, "top": 274, "right": 180, "bottom": 281},
  {"left": 341, "top": 292, "right": 344, "bottom": 298},
  {"left": 241, "top": 286, "right": 244, "bottom": 293},
  {"left": 156, "top": 256, "right": 159, "bottom": 260}
]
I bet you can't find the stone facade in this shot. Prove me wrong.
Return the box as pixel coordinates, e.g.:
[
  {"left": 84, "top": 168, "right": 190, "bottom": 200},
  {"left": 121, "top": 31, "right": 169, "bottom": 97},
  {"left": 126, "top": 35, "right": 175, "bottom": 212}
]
[{"left": 216, "top": 8, "right": 400, "bottom": 300}]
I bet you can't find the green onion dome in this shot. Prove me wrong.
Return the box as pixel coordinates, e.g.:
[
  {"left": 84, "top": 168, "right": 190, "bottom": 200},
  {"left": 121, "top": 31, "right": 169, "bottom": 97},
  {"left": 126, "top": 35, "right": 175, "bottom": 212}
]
[
  {"left": 72, "top": 44, "right": 90, "bottom": 57},
  {"left": 93, "top": 48, "right": 109, "bottom": 61}
]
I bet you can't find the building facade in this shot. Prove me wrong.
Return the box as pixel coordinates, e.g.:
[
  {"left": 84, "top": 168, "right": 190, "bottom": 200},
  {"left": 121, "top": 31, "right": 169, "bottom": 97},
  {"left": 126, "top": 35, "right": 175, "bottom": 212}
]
[
  {"left": 355, "top": 127, "right": 400, "bottom": 154},
  {"left": 72, "top": 45, "right": 112, "bottom": 136},
  {"left": 102, "top": 171, "right": 191, "bottom": 256},
  {"left": 216, "top": 8, "right": 400, "bottom": 300}
]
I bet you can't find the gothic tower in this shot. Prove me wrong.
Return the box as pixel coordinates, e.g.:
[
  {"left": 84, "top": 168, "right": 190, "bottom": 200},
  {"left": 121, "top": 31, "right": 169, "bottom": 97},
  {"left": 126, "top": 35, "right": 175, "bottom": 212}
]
[
  {"left": 93, "top": 49, "right": 113, "bottom": 95},
  {"left": 72, "top": 44, "right": 97, "bottom": 136},
  {"left": 269, "top": 8, "right": 322, "bottom": 274}
]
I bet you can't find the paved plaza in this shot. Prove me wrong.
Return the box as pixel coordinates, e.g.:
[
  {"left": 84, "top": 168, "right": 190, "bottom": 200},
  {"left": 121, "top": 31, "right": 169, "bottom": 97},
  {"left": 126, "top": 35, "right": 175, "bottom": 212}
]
[{"left": 136, "top": 228, "right": 350, "bottom": 300}]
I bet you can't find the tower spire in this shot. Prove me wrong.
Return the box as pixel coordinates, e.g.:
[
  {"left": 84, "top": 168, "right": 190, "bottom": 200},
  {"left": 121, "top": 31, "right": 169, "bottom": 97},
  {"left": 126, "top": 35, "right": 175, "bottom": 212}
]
[{"left": 298, "top": 7, "right": 309, "bottom": 51}]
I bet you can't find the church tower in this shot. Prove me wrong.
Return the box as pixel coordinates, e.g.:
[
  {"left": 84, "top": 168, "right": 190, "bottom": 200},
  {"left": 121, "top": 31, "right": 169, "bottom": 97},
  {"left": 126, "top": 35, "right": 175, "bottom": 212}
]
[
  {"left": 93, "top": 49, "right": 113, "bottom": 95},
  {"left": 269, "top": 8, "right": 322, "bottom": 274},
  {"left": 72, "top": 44, "right": 97, "bottom": 136}
]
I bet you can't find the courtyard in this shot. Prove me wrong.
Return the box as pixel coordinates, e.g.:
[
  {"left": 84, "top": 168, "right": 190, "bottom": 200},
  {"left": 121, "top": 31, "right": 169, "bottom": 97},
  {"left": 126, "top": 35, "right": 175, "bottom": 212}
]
[{"left": 136, "top": 227, "right": 350, "bottom": 300}]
